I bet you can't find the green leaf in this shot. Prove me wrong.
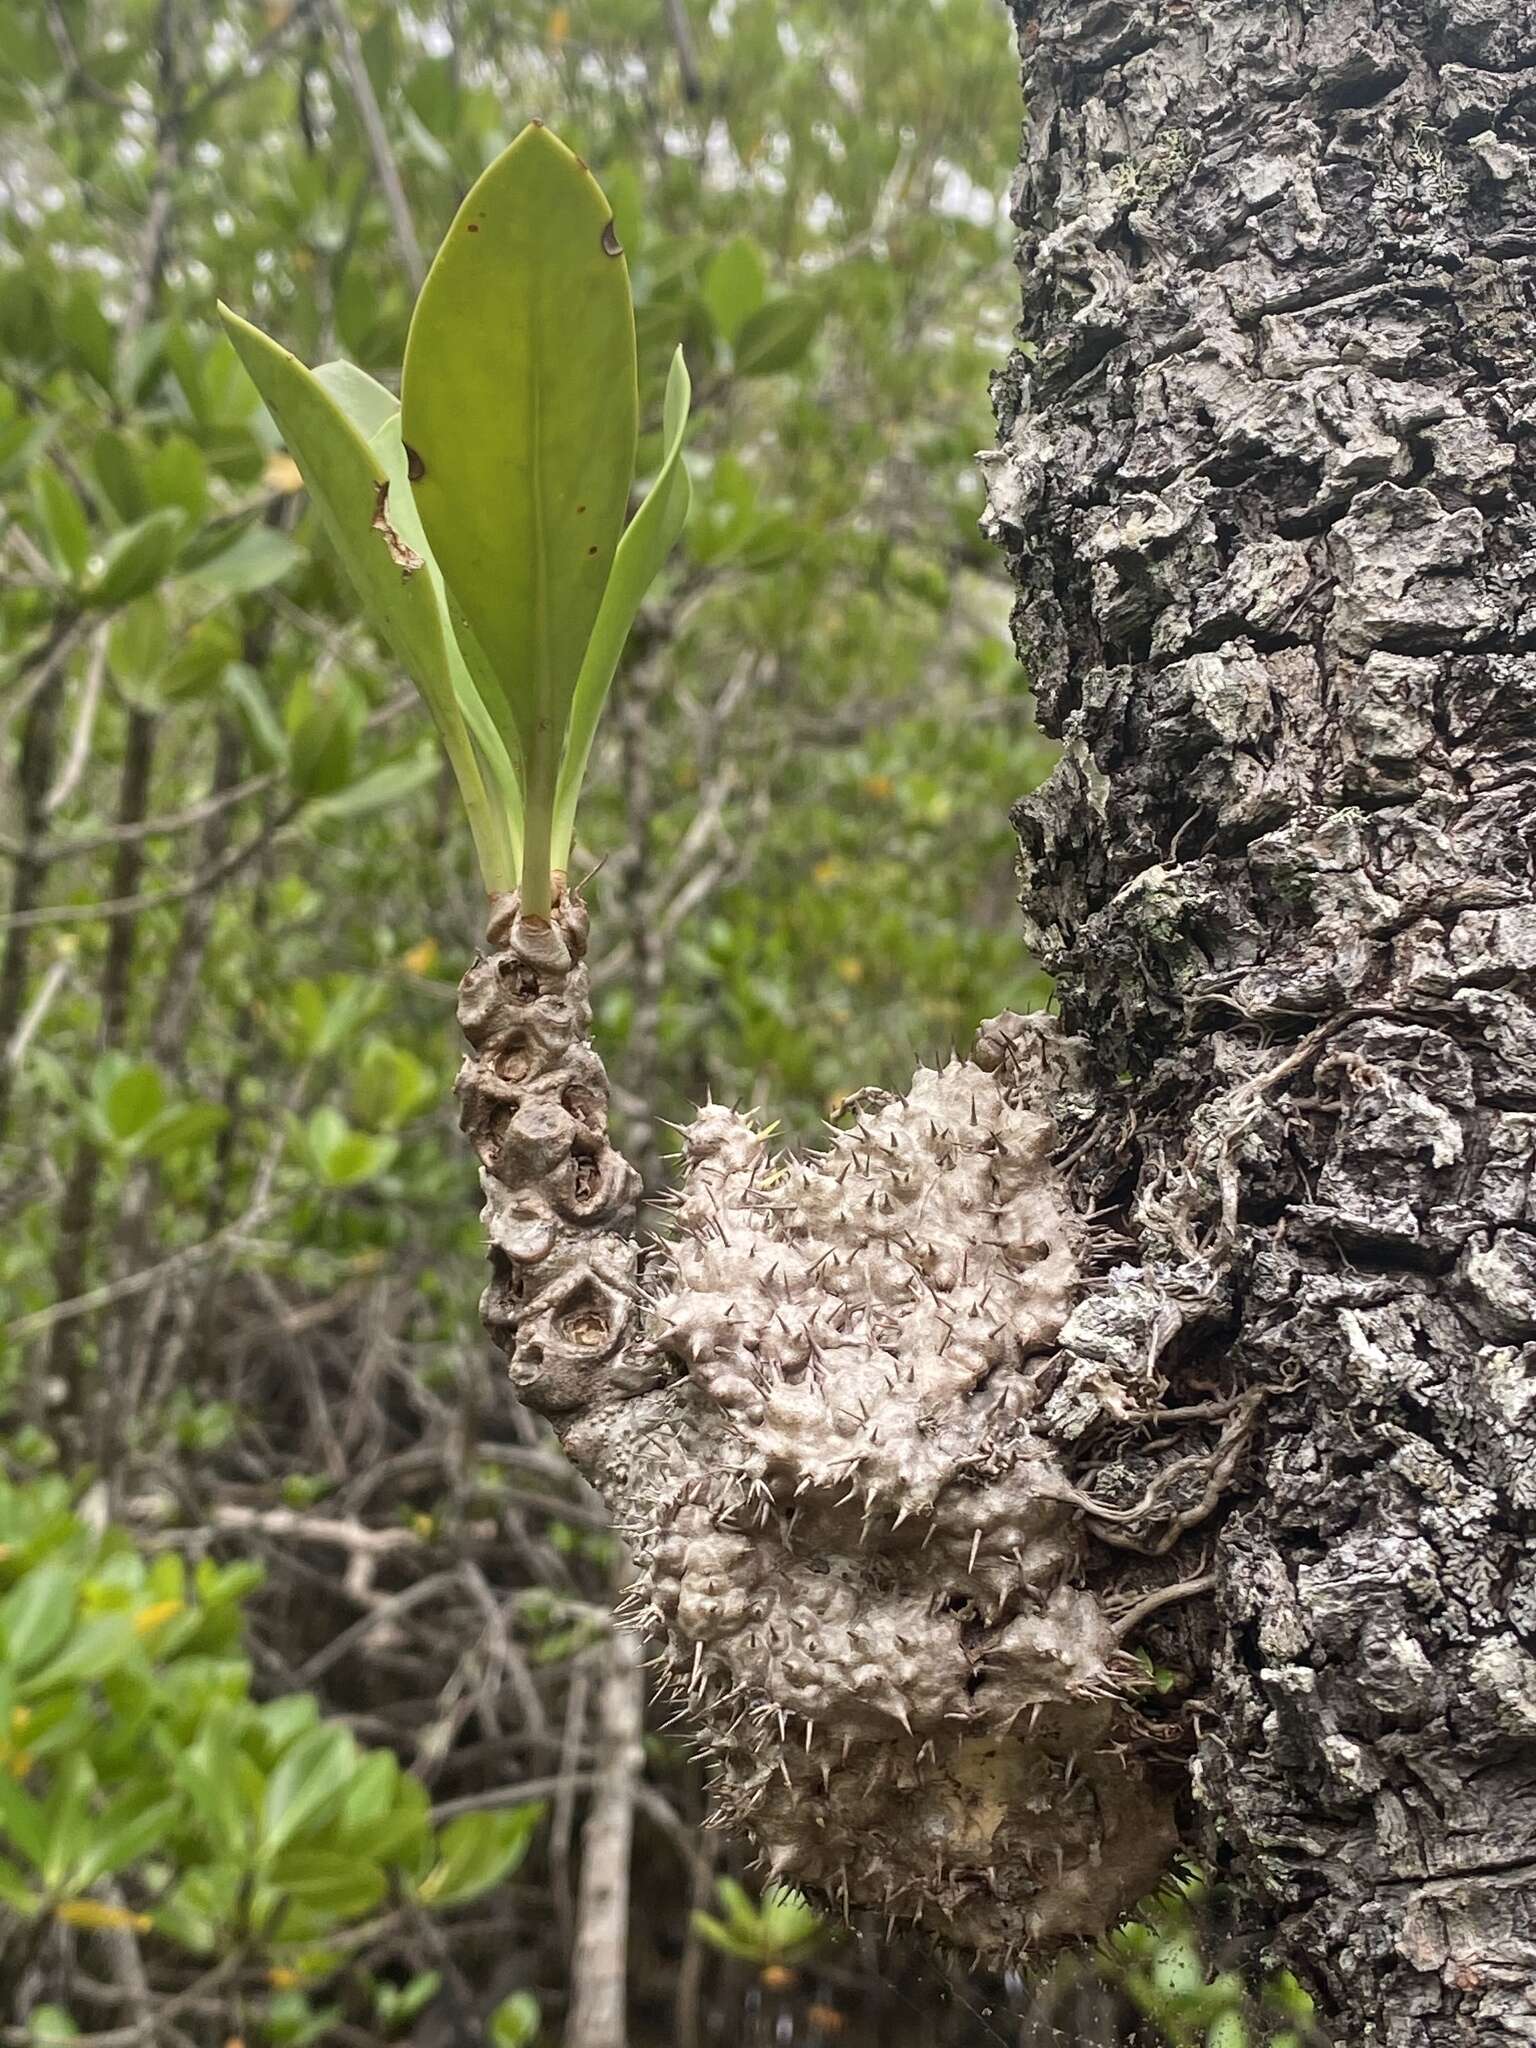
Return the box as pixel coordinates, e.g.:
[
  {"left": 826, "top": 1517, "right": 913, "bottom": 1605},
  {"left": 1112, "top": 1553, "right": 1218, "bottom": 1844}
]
[
  {"left": 417, "top": 1802, "right": 545, "bottom": 1908},
  {"left": 102, "top": 1061, "right": 167, "bottom": 1143},
  {"left": 221, "top": 661, "right": 288, "bottom": 766},
  {"left": 83, "top": 509, "right": 189, "bottom": 606},
  {"left": 218, "top": 305, "right": 513, "bottom": 890},
  {"left": 0, "top": 1855, "right": 40, "bottom": 1917},
  {"left": 350, "top": 1041, "right": 435, "bottom": 1131},
  {"left": 703, "top": 235, "right": 767, "bottom": 345},
  {"left": 399, "top": 121, "right": 638, "bottom": 909},
  {"left": 162, "top": 616, "right": 240, "bottom": 701},
  {"left": 56, "top": 280, "right": 114, "bottom": 390},
  {"left": 266, "top": 1846, "right": 387, "bottom": 1920},
  {"left": 304, "top": 1109, "right": 400, "bottom": 1189},
  {"left": 375, "top": 1969, "right": 442, "bottom": 2028},
  {"left": 39, "top": 1752, "right": 94, "bottom": 1888},
  {"left": 0, "top": 1565, "right": 77, "bottom": 1676},
  {"left": 550, "top": 346, "right": 691, "bottom": 871},
  {"left": 137, "top": 1101, "right": 228, "bottom": 1160},
  {"left": 91, "top": 429, "right": 148, "bottom": 520},
  {"left": 286, "top": 688, "right": 357, "bottom": 800},
  {"left": 183, "top": 522, "right": 303, "bottom": 598},
  {"left": 20, "top": 1613, "right": 138, "bottom": 1696},
  {"left": 0, "top": 1774, "right": 49, "bottom": 1868},
  {"left": 153, "top": 1860, "right": 242, "bottom": 1953},
  {"left": 71, "top": 1788, "right": 178, "bottom": 1888},
  {"left": 302, "top": 744, "right": 439, "bottom": 824},
  {"left": 332, "top": 1748, "right": 399, "bottom": 1836},
  {"left": 24, "top": 2006, "right": 77, "bottom": 2043},
  {"left": 261, "top": 1724, "right": 357, "bottom": 1854},
  {"left": 313, "top": 361, "right": 400, "bottom": 441},
  {"left": 690, "top": 1911, "right": 758, "bottom": 1964},
  {"left": 84, "top": 508, "right": 188, "bottom": 608},
  {"left": 365, "top": 415, "right": 523, "bottom": 853},
  {"left": 162, "top": 1714, "right": 248, "bottom": 1855},
  {"left": 31, "top": 467, "right": 92, "bottom": 581},
  {"left": 143, "top": 433, "right": 208, "bottom": 522},
  {"left": 488, "top": 1991, "right": 541, "bottom": 2048},
  {"left": 731, "top": 293, "right": 821, "bottom": 376}
]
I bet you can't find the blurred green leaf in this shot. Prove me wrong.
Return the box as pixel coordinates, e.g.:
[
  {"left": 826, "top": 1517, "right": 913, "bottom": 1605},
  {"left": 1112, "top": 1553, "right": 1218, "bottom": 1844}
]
[
  {"left": 30, "top": 467, "right": 91, "bottom": 581},
  {"left": 731, "top": 294, "right": 821, "bottom": 376},
  {"left": 0, "top": 1565, "right": 77, "bottom": 1676},
  {"left": 417, "top": 1803, "right": 545, "bottom": 1908},
  {"left": 488, "top": 1991, "right": 541, "bottom": 2047},
  {"left": 703, "top": 235, "right": 767, "bottom": 344},
  {"left": 83, "top": 508, "right": 188, "bottom": 607},
  {"left": 261, "top": 1724, "right": 358, "bottom": 1853},
  {"left": 286, "top": 688, "right": 357, "bottom": 801}
]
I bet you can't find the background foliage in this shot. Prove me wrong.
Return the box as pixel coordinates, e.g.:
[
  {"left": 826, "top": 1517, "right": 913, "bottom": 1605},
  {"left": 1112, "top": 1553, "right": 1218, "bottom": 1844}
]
[{"left": 0, "top": 1, "right": 1312, "bottom": 2042}]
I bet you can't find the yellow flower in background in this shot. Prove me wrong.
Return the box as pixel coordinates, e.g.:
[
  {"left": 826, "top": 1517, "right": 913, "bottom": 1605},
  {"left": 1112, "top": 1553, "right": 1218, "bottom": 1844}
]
[
  {"left": 133, "top": 1599, "right": 184, "bottom": 1637},
  {"left": 56, "top": 1901, "right": 152, "bottom": 1932},
  {"left": 262, "top": 451, "right": 304, "bottom": 494},
  {"left": 402, "top": 938, "right": 439, "bottom": 975}
]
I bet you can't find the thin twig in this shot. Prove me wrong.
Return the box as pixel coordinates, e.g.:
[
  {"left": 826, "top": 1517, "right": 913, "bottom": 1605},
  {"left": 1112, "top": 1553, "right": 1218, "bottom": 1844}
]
[
  {"left": 42, "top": 627, "right": 109, "bottom": 816},
  {"left": 322, "top": 0, "right": 426, "bottom": 289}
]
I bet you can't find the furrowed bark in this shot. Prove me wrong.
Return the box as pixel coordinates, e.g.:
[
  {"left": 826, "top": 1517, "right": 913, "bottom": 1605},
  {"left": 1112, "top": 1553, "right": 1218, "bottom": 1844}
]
[{"left": 987, "top": 0, "right": 1536, "bottom": 2039}]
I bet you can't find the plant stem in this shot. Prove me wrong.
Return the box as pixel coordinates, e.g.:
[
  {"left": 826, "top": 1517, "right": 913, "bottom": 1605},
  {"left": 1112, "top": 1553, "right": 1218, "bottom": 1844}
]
[
  {"left": 443, "top": 722, "right": 515, "bottom": 894},
  {"left": 518, "top": 727, "right": 556, "bottom": 918}
]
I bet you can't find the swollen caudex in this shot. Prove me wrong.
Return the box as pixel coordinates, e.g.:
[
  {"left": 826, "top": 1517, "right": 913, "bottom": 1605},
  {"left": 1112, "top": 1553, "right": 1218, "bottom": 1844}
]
[{"left": 459, "top": 896, "right": 1179, "bottom": 1956}]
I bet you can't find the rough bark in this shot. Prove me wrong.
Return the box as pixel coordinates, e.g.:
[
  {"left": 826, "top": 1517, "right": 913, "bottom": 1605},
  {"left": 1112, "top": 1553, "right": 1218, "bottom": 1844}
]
[
  {"left": 458, "top": 900, "right": 1201, "bottom": 1958},
  {"left": 984, "top": 0, "right": 1536, "bottom": 2040}
]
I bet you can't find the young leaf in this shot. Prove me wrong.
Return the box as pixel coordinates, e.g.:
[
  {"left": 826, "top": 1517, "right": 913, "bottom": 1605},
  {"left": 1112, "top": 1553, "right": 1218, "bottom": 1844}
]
[
  {"left": 550, "top": 346, "right": 691, "bottom": 872},
  {"left": 217, "top": 307, "right": 514, "bottom": 891},
  {"left": 313, "top": 361, "right": 400, "bottom": 441},
  {"left": 399, "top": 121, "right": 638, "bottom": 913},
  {"left": 365, "top": 415, "right": 523, "bottom": 860}
]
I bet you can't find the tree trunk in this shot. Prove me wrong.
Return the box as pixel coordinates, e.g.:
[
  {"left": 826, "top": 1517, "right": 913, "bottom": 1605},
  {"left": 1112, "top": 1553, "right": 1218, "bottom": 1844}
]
[{"left": 986, "top": 1, "right": 1536, "bottom": 2040}]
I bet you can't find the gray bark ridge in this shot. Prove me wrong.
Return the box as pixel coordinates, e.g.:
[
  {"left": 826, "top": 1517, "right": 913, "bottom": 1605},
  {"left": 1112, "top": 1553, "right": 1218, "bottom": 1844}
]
[{"left": 987, "top": 0, "right": 1536, "bottom": 2040}]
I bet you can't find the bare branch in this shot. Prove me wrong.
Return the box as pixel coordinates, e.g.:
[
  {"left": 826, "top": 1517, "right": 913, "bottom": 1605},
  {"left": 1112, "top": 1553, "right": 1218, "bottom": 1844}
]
[
  {"left": 321, "top": 0, "right": 426, "bottom": 290},
  {"left": 566, "top": 1621, "right": 646, "bottom": 2048}
]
